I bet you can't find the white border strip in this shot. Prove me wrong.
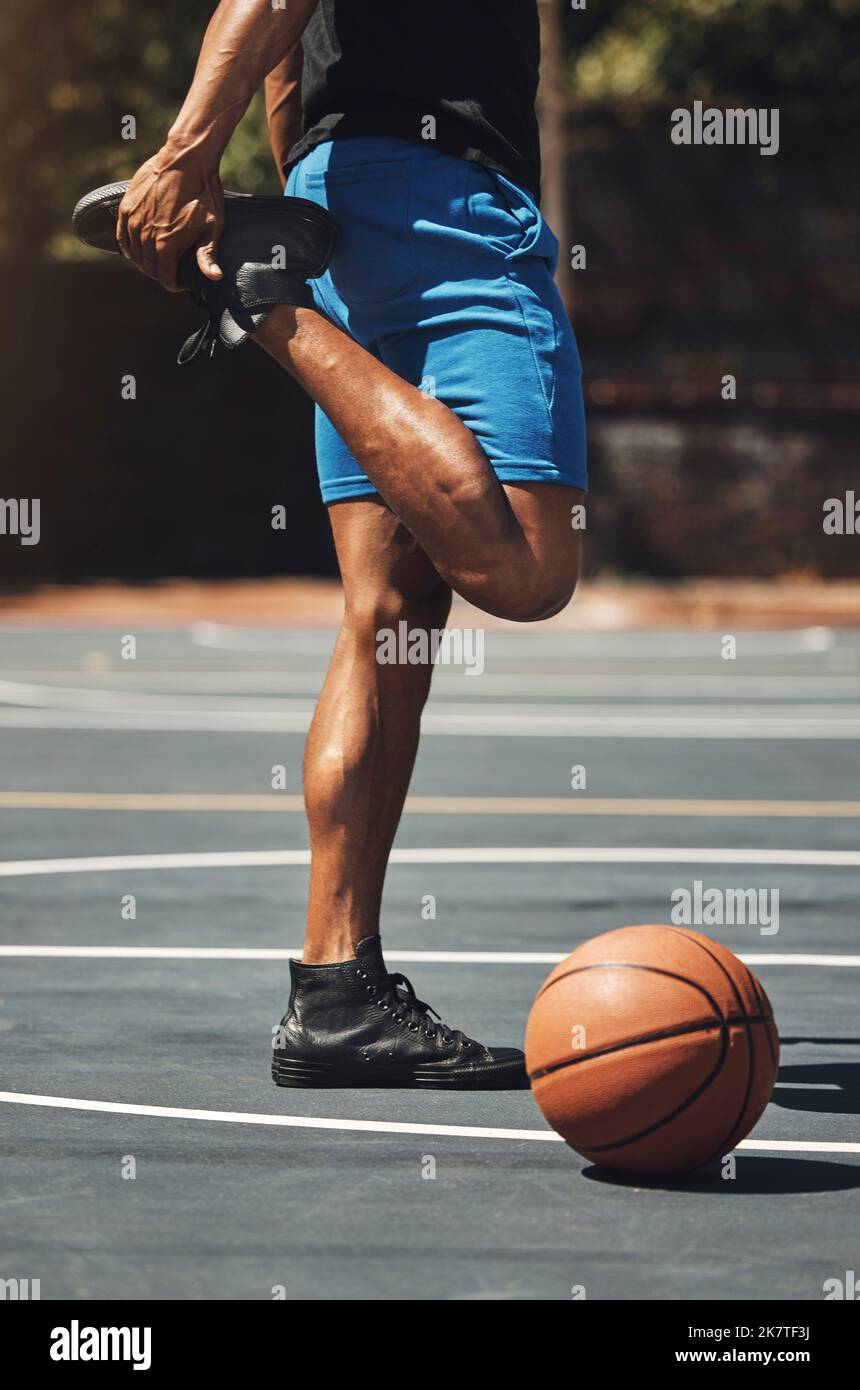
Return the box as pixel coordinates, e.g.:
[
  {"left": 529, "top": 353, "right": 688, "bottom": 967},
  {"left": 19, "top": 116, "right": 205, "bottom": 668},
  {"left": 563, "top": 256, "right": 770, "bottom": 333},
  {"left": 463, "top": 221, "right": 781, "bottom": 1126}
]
[
  {"left": 1, "top": 1091, "right": 858, "bottom": 1153},
  {"left": 1, "top": 946, "right": 858, "bottom": 967},
  {"left": 1, "top": 846, "right": 859, "bottom": 877}
]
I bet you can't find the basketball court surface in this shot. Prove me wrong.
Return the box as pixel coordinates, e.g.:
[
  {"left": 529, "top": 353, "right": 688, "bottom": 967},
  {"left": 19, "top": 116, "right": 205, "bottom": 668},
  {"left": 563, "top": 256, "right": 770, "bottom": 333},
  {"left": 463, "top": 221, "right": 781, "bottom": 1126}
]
[{"left": 1, "top": 619, "right": 858, "bottom": 1300}]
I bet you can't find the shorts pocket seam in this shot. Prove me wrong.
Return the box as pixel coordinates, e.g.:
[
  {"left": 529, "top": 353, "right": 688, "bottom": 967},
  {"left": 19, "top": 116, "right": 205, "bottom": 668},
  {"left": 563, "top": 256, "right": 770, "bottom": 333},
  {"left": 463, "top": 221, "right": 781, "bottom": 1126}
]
[{"left": 467, "top": 166, "right": 541, "bottom": 261}]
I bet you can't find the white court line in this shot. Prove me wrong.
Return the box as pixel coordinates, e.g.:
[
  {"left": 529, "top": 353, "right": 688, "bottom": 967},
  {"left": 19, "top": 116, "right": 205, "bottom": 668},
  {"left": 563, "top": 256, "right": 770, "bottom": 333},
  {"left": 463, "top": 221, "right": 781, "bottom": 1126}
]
[
  {"left": 6, "top": 791, "right": 860, "bottom": 818},
  {"left": 732, "top": 1140, "right": 860, "bottom": 1154},
  {"left": 775, "top": 1082, "right": 842, "bottom": 1090},
  {"left": 8, "top": 681, "right": 860, "bottom": 718},
  {"left": 0, "top": 1091, "right": 556, "bottom": 1142},
  {"left": 1, "top": 1091, "right": 858, "bottom": 1154},
  {"left": 0, "top": 624, "right": 844, "bottom": 660},
  {"left": 1, "top": 946, "right": 859, "bottom": 967},
  {"left": 188, "top": 622, "right": 839, "bottom": 658},
  {"left": 0, "top": 679, "right": 312, "bottom": 716},
  {"left": 1, "top": 846, "right": 859, "bottom": 878},
  {"left": 1, "top": 705, "right": 860, "bottom": 738},
  {"left": 3, "top": 671, "right": 860, "bottom": 698}
]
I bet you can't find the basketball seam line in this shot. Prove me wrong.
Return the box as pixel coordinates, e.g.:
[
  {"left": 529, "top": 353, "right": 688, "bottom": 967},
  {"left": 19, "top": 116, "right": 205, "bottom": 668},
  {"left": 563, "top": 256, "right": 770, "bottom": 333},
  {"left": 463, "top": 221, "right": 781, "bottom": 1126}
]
[
  {"left": 528, "top": 1014, "right": 772, "bottom": 1082},
  {"left": 570, "top": 1028, "right": 734, "bottom": 1155},
  {"left": 672, "top": 928, "right": 764, "bottom": 1166},
  {"left": 535, "top": 961, "right": 734, "bottom": 1023}
]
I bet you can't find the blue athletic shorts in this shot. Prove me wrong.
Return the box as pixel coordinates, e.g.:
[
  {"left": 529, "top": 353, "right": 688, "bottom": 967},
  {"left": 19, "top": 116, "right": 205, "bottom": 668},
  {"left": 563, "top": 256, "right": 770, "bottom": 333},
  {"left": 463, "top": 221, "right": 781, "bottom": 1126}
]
[{"left": 285, "top": 137, "right": 588, "bottom": 504}]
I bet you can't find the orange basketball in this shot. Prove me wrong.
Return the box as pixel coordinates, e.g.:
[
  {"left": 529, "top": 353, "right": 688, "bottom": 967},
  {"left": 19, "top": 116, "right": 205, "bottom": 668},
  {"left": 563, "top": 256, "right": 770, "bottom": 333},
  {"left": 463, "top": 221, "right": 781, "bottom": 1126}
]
[{"left": 525, "top": 925, "right": 779, "bottom": 1174}]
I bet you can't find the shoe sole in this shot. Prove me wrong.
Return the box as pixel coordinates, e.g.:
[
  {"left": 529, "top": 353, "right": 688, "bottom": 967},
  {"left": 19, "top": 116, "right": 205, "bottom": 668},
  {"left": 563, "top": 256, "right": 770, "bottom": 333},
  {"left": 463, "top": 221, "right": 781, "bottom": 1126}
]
[
  {"left": 272, "top": 1053, "right": 528, "bottom": 1091},
  {"left": 71, "top": 181, "right": 133, "bottom": 253},
  {"left": 72, "top": 182, "right": 337, "bottom": 265}
]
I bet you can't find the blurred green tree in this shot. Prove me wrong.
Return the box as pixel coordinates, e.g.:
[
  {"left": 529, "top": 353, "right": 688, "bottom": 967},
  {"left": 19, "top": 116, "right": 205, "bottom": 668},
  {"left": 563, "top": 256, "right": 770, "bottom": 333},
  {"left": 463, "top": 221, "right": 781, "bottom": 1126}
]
[
  {"left": 0, "top": 0, "right": 273, "bottom": 260},
  {"left": 0, "top": 0, "right": 856, "bottom": 260},
  {"left": 568, "top": 0, "right": 860, "bottom": 103}
]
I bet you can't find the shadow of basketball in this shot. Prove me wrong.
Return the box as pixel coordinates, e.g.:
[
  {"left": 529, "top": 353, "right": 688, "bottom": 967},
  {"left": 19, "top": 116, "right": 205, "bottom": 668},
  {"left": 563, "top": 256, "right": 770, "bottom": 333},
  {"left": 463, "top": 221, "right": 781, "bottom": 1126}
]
[{"left": 581, "top": 1156, "right": 860, "bottom": 1194}]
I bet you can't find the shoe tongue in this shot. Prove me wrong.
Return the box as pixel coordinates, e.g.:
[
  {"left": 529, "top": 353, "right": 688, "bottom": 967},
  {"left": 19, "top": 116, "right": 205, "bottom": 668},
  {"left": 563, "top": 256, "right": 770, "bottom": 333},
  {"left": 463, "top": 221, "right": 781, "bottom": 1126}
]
[{"left": 354, "top": 935, "right": 389, "bottom": 982}]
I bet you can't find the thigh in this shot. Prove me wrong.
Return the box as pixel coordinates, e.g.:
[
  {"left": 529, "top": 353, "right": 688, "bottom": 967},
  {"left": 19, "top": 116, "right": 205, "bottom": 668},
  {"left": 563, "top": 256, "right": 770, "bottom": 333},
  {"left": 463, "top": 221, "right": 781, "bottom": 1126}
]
[
  {"left": 504, "top": 481, "right": 586, "bottom": 597},
  {"left": 384, "top": 162, "right": 588, "bottom": 494},
  {"left": 289, "top": 141, "right": 417, "bottom": 505},
  {"left": 289, "top": 137, "right": 588, "bottom": 506},
  {"left": 380, "top": 279, "right": 588, "bottom": 495}
]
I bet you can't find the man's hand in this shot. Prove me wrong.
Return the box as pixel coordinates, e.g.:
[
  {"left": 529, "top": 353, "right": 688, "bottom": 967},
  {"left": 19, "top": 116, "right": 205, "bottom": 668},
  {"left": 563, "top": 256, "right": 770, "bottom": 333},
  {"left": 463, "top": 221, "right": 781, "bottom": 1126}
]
[
  {"left": 112, "top": 0, "right": 318, "bottom": 291},
  {"left": 117, "top": 151, "right": 225, "bottom": 292}
]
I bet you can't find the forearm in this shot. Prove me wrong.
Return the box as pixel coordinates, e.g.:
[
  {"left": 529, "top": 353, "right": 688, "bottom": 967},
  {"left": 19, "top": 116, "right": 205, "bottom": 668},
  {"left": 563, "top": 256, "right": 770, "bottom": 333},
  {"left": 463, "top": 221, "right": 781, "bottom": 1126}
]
[
  {"left": 265, "top": 46, "right": 305, "bottom": 185},
  {"left": 166, "top": 0, "right": 318, "bottom": 166}
]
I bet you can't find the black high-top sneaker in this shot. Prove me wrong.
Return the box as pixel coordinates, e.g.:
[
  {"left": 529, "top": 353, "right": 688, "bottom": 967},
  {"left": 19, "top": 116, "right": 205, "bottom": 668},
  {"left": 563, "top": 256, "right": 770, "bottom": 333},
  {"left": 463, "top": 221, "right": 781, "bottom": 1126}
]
[
  {"left": 71, "top": 182, "right": 338, "bottom": 364},
  {"left": 272, "top": 937, "right": 527, "bottom": 1090}
]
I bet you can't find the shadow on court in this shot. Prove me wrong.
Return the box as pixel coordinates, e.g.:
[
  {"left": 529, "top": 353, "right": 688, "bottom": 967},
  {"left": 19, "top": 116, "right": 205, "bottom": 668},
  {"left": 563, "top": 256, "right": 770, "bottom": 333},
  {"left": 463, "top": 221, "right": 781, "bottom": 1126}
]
[
  {"left": 582, "top": 1157, "right": 860, "bottom": 1195},
  {"left": 772, "top": 1062, "right": 860, "bottom": 1117}
]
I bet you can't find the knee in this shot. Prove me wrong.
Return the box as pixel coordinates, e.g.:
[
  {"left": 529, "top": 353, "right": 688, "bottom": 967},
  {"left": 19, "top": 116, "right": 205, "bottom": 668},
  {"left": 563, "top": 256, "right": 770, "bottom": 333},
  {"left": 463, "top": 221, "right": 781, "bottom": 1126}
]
[
  {"left": 475, "top": 574, "right": 577, "bottom": 624},
  {"left": 341, "top": 579, "right": 452, "bottom": 716},
  {"left": 344, "top": 576, "right": 452, "bottom": 644},
  {"left": 503, "top": 589, "right": 576, "bottom": 624}
]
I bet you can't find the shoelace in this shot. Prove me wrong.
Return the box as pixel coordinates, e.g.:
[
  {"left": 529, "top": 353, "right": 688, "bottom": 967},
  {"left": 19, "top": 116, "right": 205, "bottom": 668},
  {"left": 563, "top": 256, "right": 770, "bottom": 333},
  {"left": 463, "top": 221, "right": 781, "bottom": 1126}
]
[
  {"left": 373, "top": 971, "right": 474, "bottom": 1050},
  {"left": 178, "top": 315, "right": 219, "bottom": 364},
  {"left": 177, "top": 270, "right": 309, "bottom": 365},
  {"left": 176, "top": 274, "right": 226, "bottom": 364}
]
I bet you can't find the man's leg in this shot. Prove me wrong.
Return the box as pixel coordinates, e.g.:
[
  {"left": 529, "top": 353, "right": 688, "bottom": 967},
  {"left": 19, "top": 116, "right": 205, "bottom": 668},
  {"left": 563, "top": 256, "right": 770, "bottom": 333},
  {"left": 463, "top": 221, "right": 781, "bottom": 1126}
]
[
  {"left": 302, "top": 497, "right": 451, "bottom": 963},
  {"left": 273, "top": 496, "right": 525, "bottom": 1087},
  {"left": 255, "top": 307, "right": 582, "bottom": 623}
]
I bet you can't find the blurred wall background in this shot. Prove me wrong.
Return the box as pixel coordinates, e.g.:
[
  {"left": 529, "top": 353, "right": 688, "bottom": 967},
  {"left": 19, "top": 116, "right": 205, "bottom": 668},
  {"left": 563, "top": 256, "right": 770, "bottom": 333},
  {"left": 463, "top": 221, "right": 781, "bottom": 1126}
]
[{"left": 1, "top": 0, "right": 858, "bottom": 587}]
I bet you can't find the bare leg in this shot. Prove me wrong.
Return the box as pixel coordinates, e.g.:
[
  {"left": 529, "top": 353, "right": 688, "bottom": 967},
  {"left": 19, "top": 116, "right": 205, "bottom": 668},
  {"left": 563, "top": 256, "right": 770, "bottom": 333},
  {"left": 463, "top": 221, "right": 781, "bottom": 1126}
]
[
  {"left": 255, "top": 307, "right": 582, "bottom": 622},
  {"left": 302, "top": 498, "right": 451, "bottom": 963},
  {"left": 274, "top": 496, "right": 527, "bottom": 1085}
]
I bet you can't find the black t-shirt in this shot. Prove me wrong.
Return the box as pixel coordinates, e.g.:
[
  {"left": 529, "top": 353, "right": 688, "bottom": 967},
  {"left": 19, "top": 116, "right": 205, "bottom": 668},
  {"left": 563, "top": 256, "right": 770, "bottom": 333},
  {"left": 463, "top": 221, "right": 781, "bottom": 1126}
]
[{"left": 286, "top": 0, "right": 542, "bottom": 198}]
